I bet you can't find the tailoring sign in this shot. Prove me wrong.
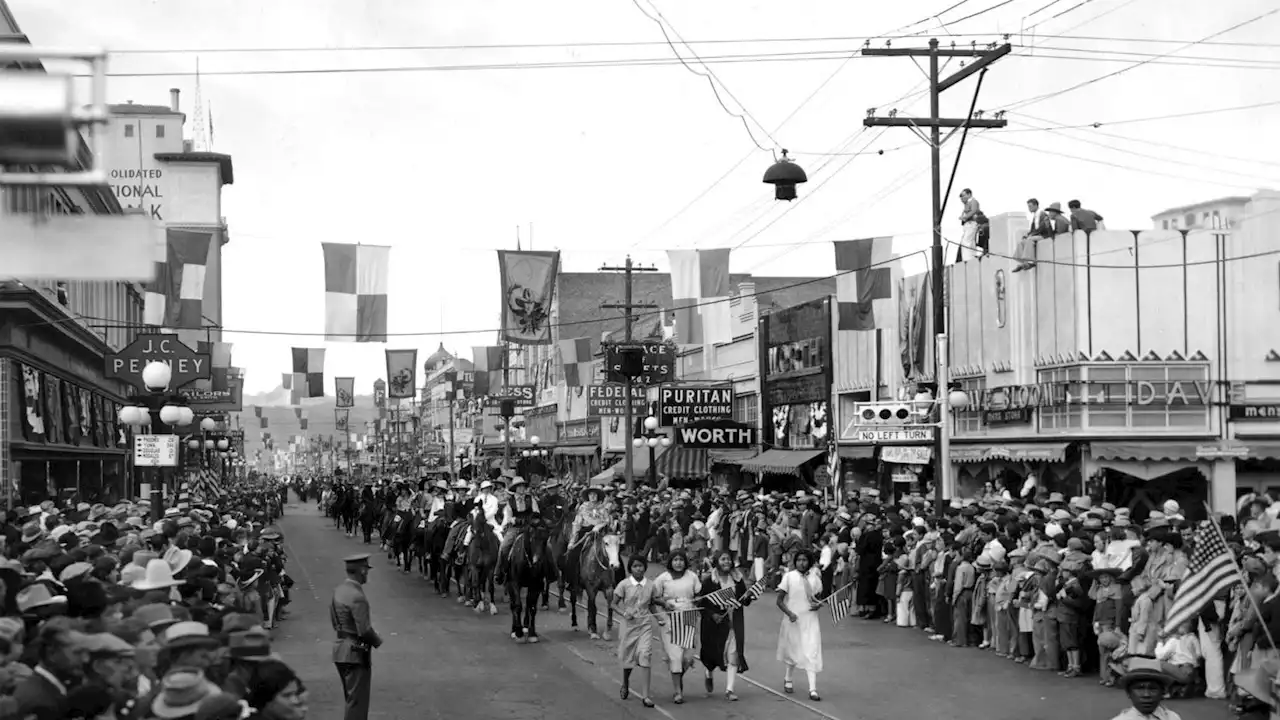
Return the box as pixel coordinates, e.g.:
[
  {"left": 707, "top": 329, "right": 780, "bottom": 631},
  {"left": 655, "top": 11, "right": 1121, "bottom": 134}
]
[{"left": 657, "top": 384, "right": 734, "bottom": 425}]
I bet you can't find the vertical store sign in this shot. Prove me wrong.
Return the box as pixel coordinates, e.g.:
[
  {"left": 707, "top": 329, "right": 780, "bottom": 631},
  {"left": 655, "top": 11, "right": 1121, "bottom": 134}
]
[{"left": 759, "top": 296, "right": 834, "bottom": 447}]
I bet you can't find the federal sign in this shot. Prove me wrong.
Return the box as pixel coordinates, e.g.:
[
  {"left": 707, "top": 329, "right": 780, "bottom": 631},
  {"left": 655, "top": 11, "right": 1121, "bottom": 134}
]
[
  {"left": 106, "top": 333, "right": 210, "bottom": 391},
  {"left": 846, "top": 427, "right": 934, "bottom": 445},
  {"left": 658, "top": 384, "right": 734, "bottom": 426},
  {"left": 134, "top": 434, "right": 178, "bottom": 467},
  {"left": 675, "top": 418, "right": 755, "bottom": 449},
  {"left": 587, "top": 384, "right": 647, "bottom": 416},
  {"left": 482, "top": 384, "right": 536, "bottom": 406}
]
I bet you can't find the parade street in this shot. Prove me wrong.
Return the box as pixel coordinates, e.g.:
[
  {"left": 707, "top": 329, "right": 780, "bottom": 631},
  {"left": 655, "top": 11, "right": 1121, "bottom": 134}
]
[{"left": 273, "top": 500, "right": 1229, "bottom": 720}]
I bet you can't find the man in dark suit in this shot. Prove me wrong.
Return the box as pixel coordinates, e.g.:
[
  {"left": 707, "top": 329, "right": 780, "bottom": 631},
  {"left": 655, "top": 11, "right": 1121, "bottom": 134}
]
[
  {"left": 332, "top": 553, "right": 382, "bottom": 720},
  {"left": 14, "top": 619, "right": 86, "bottom": 720}
]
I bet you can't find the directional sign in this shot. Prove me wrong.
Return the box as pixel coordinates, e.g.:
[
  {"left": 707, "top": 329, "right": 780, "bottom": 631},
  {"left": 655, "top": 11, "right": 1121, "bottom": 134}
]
[{"left": 106, "top": 333, "right": 210, "bottom": 391}]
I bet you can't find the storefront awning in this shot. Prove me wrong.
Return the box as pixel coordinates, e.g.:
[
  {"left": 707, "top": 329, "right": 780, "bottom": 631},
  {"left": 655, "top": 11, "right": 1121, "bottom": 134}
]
[
  {"left": 594, "top": 446, "right": 669, "bottom": 484},
  {"left": 708, "top": 449, "right": 759, "bottom": 465},
  {"left": 740, "top": 449, "right": 825, "bottom": 477},
  {"left": 553, "top": 445, "right": 599, "bottom": 458},
  {"left": 1090, "top": 441, "right": 1202, "bottom": 463},
  {"left": 838, "top": 446, "right": 876, "bottom": 460},
  {"left": 1241, "top": 442, "right": 1280, "bottom": 460},
  {"left": 951, "top": 442, "right": 1069, "bottom": 464},
  {"left": 656, "top": 446, "right": 709, "bottom": 479}
]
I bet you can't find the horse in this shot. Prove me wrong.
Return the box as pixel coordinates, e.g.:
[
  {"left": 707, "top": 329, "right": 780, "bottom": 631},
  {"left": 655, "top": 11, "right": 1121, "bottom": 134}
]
[
  {"left": 421, "top": 503, "right": 457, "bottom": 589},
  {"left": 544, "top": 499, "right": 576, "bottom": 612},
  {"left": 466, "top": 511, "right": 500, "bottom": 615},
  {"left": 442, "top": 514, "right": 471, "bottom": 600},
  {"left": 359, "top": 498, "right": 382, "bottom": 544},
  {"left": 505, "top": 520, "right": 554, "bottom": 643},
  {"left": 566, "top": 528, "right": 621, "bottom": 639}
]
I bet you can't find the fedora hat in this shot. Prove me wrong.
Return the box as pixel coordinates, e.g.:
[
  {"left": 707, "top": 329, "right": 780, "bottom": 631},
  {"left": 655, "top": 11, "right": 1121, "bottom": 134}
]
[
  {"left": 227, "top": 628, "right": 281, "bottom": 661},
  {"left": 509, "top": 477, "right": 528, "bottom": 490},
  {"left": 164, "top": 547, "right": 194, "bottom": 575},
  {"left": 131, "top": 603, "right": 178, "bottom": 632},
  {"left": 133, "top": 559, "right": 186, "bottom": 591},
  {"left": 16, "top": 583, "right": 67, "bottom": 613},
  {"left": 19, "top": 522, "right": 41, "bottom": 544},
  {"left": 151, "top": 669, "right": 220, "bottom": 719},
  {"left": 162, "top": 621, "right": 219, "bottom": 650},
  {"left": 1118, "top": 657, "right": 1174, "bottom": 689}
]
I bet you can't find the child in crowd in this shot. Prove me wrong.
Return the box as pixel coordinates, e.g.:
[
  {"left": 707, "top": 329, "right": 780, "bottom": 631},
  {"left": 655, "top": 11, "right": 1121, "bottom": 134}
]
[
  {"left": 1127, "top": 576, "right": 1155, "bottom": 656},
  {"left": 1090, "top": 567, "right": 1125, "bottom": 686}
]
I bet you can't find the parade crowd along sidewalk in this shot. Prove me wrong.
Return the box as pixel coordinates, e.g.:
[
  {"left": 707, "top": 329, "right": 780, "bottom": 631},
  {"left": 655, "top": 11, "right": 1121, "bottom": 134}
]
[{"left": 0, "top": 475, "right": 314, "bottom": 720}]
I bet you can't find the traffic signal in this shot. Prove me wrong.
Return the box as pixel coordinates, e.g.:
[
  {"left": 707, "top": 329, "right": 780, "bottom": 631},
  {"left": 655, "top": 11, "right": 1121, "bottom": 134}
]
[{"left": 855, "top": 402, "right": 914, "bottom": 425}]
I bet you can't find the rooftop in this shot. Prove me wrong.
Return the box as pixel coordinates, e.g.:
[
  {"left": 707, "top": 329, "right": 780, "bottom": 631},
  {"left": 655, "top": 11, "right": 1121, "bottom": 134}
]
[
  {"left": 154, "top": 151, "right": 235, "bottom": 185},
  {"left": 1151, "top": 195, "right": 1252, "bottom": 220},
  {"left": 109, "top": 103, "right": 183, "bottom": 117}
]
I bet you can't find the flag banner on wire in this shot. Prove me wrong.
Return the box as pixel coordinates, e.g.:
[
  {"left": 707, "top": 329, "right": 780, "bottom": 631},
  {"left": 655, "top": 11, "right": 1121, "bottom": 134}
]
[
  {"left": 299, "top": 418, "right": 309, "bottom": 431},
  {"left": 259, "top": 416, "right": 268, "bottom": 429},
  {"left": 335, "top": 377, "right": 355, "bottom": 408},
  {"left": 828, "top": 583, "right": 854, "bottom": 625},
  {"left": 253, "top": 406, "right": 262, "bottom": 418},
  {"left": 667, "top": 248, "right": 732, "bottom": 347},
  {"left": 559, "top": 337, "right": 593, "bottom": 387},
  {"left": 143, "top": 229, "right": 214, "bottom": 329},
  {"left": 334, "top": 410, "right": 349, "bottom": 432},
  {"left": 497, "top": 250, "right": 560, "bottom": 345},
  {"left": 833, "top": 237, "right": 895, "bottom": 331},
  {"left": 471, "top": 346, "right": 505, "bottom": 396},
  {"left": 668, "top": 610, "right": 698, "bottom": 649},
  {"left": 322, "top": 242, "right": 390, "bottom": 342},
  {"left": 443, "top": 371, "right": 465, "bottom": 401},
  {"left": 703, "top": 586, "right": 741, "bottom": 611},
  {"left": 385, "top": 349, "right": 418, "bottom": 399},
  {"left": 291, "top": 348, "right": 326, "bottom": 397},
  {"left": 1162, "top": 524, "right": 1240, "bottom": 634}
]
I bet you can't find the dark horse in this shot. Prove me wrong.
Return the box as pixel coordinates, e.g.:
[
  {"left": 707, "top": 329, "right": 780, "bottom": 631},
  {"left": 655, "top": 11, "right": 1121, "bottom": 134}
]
[
  {"left": 359, "top": 498, "right": 381, "bottom": 544},
  {"left": 385, "top": 509, "right": 417, "bottom": 573},
  {"left": 466, "top": 512, "right": 499, "bottom": 615},
  {"left": 422, "top": 504, "right": 457, "bottom": 592},
  {"left": 505, "top": 521, "right": 555, "bottom": 644},
  {"left": 566, "top": 528, "right": 621, "bottom": 639},
  {"left": 543, "top": 501, "right": 575, "bottom": 612}
]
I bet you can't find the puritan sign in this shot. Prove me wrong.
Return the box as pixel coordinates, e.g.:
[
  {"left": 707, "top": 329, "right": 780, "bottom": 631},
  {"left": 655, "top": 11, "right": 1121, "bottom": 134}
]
[
  {"left": 675, "top": 418, "right": 755, "bottom": 449},
  {"left": 658, "top": 385, "right": 734, "bottom": 426}
]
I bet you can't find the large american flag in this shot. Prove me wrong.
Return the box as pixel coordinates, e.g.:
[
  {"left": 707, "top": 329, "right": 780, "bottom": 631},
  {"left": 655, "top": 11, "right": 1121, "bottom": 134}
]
[
  {"left": 668, "top": 610, "right": 698, "bottom": 649},
  {"left": 1162, "top": 524, "right": 1240, "bottom": 634}
]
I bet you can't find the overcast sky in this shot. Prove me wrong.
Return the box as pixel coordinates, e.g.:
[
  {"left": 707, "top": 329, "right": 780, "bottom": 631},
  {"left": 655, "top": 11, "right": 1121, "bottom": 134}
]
[{"left": 12, "top": 0, "right": 1280, "bottom": 394}]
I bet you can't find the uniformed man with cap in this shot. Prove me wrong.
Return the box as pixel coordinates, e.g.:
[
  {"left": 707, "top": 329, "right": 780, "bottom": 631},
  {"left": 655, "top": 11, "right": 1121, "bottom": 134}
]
[{"left": 332, "top": 553, "right": 383, "bottom": 720}]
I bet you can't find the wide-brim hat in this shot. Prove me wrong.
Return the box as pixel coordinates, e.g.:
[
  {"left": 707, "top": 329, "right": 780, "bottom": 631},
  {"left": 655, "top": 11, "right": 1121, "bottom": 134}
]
[
  {"left": 1118, "top": 657, "right": 1174, "bottom": 689},
  {"left": 151, "top": 670, "right": 220, "bottom": 719},
  {"left": 479, "top": 480, "right": 494, "bottom": 491},
  {"left": 1235, "top": 659, "right": 1280, "bottom": 705},
  {"left": 509, "top": 477, "right": 528, "bottom": 489},
  {"left": 133, "top": 559, "right": 186, "bottom": 591},
  {"left": 584, "top": 486, "right": 604, "bottom": 499}
]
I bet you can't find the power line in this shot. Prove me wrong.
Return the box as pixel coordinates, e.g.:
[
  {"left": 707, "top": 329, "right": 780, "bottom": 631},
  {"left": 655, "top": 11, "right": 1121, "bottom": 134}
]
[
  {"left": 997, "top": 6, "right": 1280, "bottom": 112},
  {"left": 1011, "top": 51, "right": 1280, "bottom": 71},
  {"left": 1019, "top": 44, "right": 1280, "bottom": 67},
  {"left": 1002, "top": 98, "right": 1280, "bottom": 130}
]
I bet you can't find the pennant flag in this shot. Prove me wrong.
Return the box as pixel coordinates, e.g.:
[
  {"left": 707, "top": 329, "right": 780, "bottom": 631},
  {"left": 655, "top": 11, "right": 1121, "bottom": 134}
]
[
  {"left": 253, "top": 406, "right": 262, "bottom": 418},
  {"left": 335, "top": 377, "right": 355, "bottom": 408},
  {"left": 497, "top": 250, "right": 560, "bottom": 345},
  {"left": 143, "top": 229, "right": 214, "bottom": 328},
  {"left": 702, "top": 586, "right": 740, "bottom": 611},
  {"left": 300, "top": 418, "right": 309, "bottom": 431},
  {"left": 294, "top": 407, "right": 303, "bottom": 420},
  {"left": 471, "top": 346, "right": 505, "bottom": 396},
  {"left": 834, "top": 237, "right": 894, "bottom": 331},
  {"left": 1163, "top": 524, "right": 1239, "bottom": 634},
  {"left": 373, "top": 379, "right": 386, "bottom": 409},
  {"left": 443, "top": 371, "right": 465, "bottom": 402},
  {"left": 828, "top": 583, "right": 853, "bottom": 625},
  {"left": 385, "top": 350, "right": 418, "bottom": 399},
  {"left": 668, "top": 610, "right": 698, "bottom": 649},
  {"left": 667, "top": 248, "right": 732, "bottom": 346},
  {"left": 335, "top": 410, "right": 349, "bottom": 432},
  {"left": 291, "top": 348, "right": 326, "bottom": 397},
  {"left": 259, "top": 417, "right": 267, "bottom": 429},
  {"left": 322, "top": 242, "right": 391, "bottom": 342},
  {"left": 559, "top": 337, "right": 592, "bottom": 388}
]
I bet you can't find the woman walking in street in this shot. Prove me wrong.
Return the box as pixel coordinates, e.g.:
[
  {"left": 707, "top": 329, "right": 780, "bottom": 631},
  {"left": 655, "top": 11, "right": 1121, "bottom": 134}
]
[
  {"left": 776, "top": 548, "right": 824, "bottom": 701},
  {"left": 613, "top": 556, "right": 660, "bottom": 708},
  {"left": 654, "top": 550, "right": 701, "bottom": 704},
  {"left": 698, "top": 550, "right": 756, "bottom": 701}
]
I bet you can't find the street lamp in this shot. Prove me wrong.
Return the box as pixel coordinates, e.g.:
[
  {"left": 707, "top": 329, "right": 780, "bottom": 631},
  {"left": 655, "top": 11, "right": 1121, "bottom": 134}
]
[
  {"left": 762, "top": 150, "right": 808, "bottom": 201},
  {"left": 118, "top": 361, "right": 191, "bottom": 521},
  {"left": 631, "top": 415, "right": 671, "bottom": 488}
]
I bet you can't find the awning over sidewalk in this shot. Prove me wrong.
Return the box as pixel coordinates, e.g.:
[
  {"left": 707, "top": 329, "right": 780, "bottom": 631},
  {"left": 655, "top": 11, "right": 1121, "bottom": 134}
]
[
  {"left": 553, "top": 444, "right": 599, "bottom": 458},
  {"left": 1089, "top": 441, "right": 1200, "bottom": 463},
  {"left": 593, "top": 446, "right": 670, "bottom": 484},
  {"left": 656, "top": 446, "right": 709, "bottom": 479},
  {"left": 951, "top": 442, "right": 1069, "bottom": 464},
  {"left": 708, "top": 449, "right": 759, "bottom": 465},
  {"left": 740, "top": 449, "right": 825, "bottom": 477},
  {"left": 838, "top": 446, "right": 876, "bottom": 460}
]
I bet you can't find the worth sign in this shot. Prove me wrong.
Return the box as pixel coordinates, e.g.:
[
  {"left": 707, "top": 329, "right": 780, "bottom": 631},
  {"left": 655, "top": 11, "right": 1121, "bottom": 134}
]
[{"left": 675, "top": 418, "right": 755, "bottom": 449}]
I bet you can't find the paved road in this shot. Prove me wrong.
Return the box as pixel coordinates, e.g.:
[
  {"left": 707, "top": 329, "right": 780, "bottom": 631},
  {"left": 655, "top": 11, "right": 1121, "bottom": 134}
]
[{"left": 273, "top": 500, "right": 1230, "bottom": 720}]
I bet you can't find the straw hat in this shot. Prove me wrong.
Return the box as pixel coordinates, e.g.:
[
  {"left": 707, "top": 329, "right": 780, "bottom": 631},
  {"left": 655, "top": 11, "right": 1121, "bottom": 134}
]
[
  {"left": 162, "top": 621, "right": 219, "bottom": 650},
  {"left": 132, "top": 559, "right": 186, "bottom": 591},
  {"left": 1118, "top": 657, "right": 1174, "bottom": 689},
  {"left": 163, "top": 547, "right": 194, "bottom": 575},
  {"left": 1235, "top": 659, "right": 1279, "bottom": 705},
  {"left": 151, "top": 669, "right": 220, "bottom": 719},
  {"left": 16, "top": 584, "right": 67, "bottom": 613}
]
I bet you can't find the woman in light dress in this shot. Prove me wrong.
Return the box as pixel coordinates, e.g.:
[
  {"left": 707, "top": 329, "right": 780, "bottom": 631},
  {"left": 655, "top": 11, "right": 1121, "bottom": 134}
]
[
  {"left": 776, "top": 548, "right": 824, "bottom": 701},
  {"left": 654, "top": 550, "right": 701, "bottom": 704},
  {"left": 614, "top": 556, "right": 661, "bottom": 708}
]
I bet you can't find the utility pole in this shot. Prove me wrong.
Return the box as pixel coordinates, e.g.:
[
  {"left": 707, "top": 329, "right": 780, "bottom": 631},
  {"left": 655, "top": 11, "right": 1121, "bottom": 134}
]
[
  {"left": 600, "top": 256, "right": 658, "bottom": 492},
  {"left": 862, "top": 39, "right": 1010, "bottom": 513}
]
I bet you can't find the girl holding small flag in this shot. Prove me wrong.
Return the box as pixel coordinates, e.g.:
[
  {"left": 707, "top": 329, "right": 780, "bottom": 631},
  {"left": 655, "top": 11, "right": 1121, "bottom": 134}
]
[
  {"left": 654, "top": 550, "right": 702, "bottom": 704},
  {"left": 776, "top": 548, "right": 824, "bottom": 701},
  {"left": 613, "top": 556, "right": 661, "bottom": 708},
  {"left": 697, "top": 550, "right": 758, "bottom": 702}
]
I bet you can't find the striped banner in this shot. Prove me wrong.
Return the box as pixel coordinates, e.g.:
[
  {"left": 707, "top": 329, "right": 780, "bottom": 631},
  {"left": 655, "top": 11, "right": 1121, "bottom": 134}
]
[{"left": 190, "top": 467, "right": 225, "bottom": 501}]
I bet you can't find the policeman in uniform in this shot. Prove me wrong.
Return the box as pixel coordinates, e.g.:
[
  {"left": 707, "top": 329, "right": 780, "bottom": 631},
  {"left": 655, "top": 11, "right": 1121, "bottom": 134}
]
[{"left": 332, "top": 553, "right": 383, "bottom": 720}]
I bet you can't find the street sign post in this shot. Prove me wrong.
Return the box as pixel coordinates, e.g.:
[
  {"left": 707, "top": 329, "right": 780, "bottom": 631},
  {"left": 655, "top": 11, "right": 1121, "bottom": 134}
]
[
  {"left": 106, "top": 333, "right": 210, "bottom": 391},
  {"left": 134, "top": 434, "right": 178, "bottom": 467}
]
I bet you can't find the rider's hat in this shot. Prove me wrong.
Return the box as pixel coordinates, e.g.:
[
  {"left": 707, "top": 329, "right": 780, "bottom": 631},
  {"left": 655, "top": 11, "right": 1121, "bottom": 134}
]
[
  {"left": 479, "top": 480, "right": 494, "bottom": 491},
  {"left": 584, "top": 486, "right": 605, "bottom": 500},
  {"left": 433, "top": 480, "right": 449, "bottom": 493},
  {"left": 509, "top": 477, "right": 527, "bottom": 490}
]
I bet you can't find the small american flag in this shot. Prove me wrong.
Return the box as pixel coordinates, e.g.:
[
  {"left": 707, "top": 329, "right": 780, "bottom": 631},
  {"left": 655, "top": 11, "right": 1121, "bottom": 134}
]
[
  {"left": 1162, "top": 524, "right": 1239, "bottom": 634},
  {"left": 828, "top": 583, "right": 853, "bottom": 625},
  {"left": 703, "top": 587, "right": 740, "bottom": 611},
  {"left": 669, "top": 610, "right": 698, "bottom": 649},
  {"left": 741, "top": 579, "right": 765, "bottom": 603}
]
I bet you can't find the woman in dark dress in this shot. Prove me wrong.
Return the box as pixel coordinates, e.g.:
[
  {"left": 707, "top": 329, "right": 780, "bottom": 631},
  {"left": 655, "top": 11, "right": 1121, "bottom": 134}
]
[
  {"left": 698, "top": 550, "right": 755, "bottom": 702},
  {"left": 855, "top": 521, "right": 884, "bottom": 617}
]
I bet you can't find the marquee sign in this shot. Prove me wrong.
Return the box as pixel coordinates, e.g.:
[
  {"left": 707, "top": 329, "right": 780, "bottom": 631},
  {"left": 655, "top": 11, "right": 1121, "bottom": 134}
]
[
  {"left": 674, "top": 418, "right": 755, "bottom": 449},
  {"left": 106, "top": 334, "right": 210, "bottom": 391},
  {"left": 981, "top": 379, "right": 1215, "bottom": 410}
]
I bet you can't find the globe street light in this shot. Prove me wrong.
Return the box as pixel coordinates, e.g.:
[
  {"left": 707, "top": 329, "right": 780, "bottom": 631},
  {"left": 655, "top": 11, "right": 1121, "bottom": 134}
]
[
  {"left": 141, "top": 361, "right": 172, "bottom": 391},
  {"left": 634, "top": 415, "right": 670, "bottom": 488},
  {"left": 120, "top": 363, "right": 191, "bottom": 521}
]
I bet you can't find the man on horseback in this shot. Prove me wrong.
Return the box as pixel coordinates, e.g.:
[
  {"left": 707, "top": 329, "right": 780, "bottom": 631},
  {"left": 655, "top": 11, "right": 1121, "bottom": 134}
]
[
  {"left": 469, "top": 479, "right": 502, "bottom": 545},
  {"left": 426, "top": 479, "right": 449, "bottom": 522},
  {"left": 495, "top": 477, "right": 539, "bottom": 585},
  {"left": 571, "top": 486, "right": 614, "bottom": 545}
]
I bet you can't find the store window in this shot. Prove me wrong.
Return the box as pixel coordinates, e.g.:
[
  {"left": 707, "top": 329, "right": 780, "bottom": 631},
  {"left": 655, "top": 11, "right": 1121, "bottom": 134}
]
[
  {"left": 1038, "top": 366, "right": 1083, "bottom": 430},
  {"left": 954, "top": 376, "right": 986, "bottom": 433},
  {"left": 733, "top": 393, "right": 758, "bottom": 427}
]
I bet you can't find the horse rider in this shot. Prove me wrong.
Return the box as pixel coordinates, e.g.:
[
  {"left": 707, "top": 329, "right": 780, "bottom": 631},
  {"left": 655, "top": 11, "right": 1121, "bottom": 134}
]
[
  {"left": 426, "top": 480, "right": 449, "bottom": 523},
  {"left": 332, "top": 553, "right": 383, "bottom": 720},
  {"left": 394, "top": 483, "right": 414, "bottom": 513},
  {"left": 570, "top": 485, "right": 614, "bottom": 548},
  {"left": 495, "top": 476, "right": 539, "bottom": 584},
  {"left": 468, "top": 479, "right": 503, "bottom": 545}
]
